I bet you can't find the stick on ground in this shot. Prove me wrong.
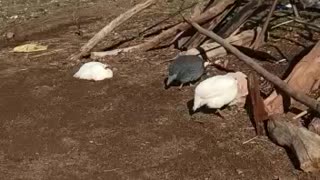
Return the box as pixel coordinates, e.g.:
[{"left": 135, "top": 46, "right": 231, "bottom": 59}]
[
  {"left": 187, "top": 20, "right": 320, "bottom": 113},
  {"left": 70, "top": 0, "right": 157, "bottom": 60}
]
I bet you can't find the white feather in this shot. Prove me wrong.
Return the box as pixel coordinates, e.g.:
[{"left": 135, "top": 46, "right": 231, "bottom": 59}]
[
  {"left": 73, "top": 61, "right": 113, "bottom": 81},
  {"left": 193, "top": 74, "right": 238, "bottom": 111}
]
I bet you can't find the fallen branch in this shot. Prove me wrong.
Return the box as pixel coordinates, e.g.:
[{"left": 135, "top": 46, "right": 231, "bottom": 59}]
[
  {"left": 91, "top": 0, "right": 236, "bottom": 57},
  {"left": 270, "top": 20, "right": 294, "bottom": 30},
  {"left": 187, "top": 20, "right": 320, "bottom": 113},
  {"left": 70, "top": 0, "right": 157, "bottom": 60},
  {"left": 268, "top": 116, "right": 320, "bottom": 172}
]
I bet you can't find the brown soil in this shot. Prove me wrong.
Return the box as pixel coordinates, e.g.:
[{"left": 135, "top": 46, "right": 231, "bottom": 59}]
[{"left": 1, "top": 0, "right": 320, "bottom": 179}]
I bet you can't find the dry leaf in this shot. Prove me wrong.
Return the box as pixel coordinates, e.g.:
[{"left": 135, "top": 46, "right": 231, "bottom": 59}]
[{"left": 13, "top": 43, "right": 48, "bottom": 52}]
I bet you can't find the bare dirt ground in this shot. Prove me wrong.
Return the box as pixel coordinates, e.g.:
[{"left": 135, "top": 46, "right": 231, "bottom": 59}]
[{"left": 1, "top": 0, "right": 320, "bottom": 179}]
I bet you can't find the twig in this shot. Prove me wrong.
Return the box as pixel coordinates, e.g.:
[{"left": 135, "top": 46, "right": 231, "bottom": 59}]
[
  {"left": 293, "top": 110, "right": 308, "bottom": 120},
  {"left": 243, "top": 136, "right": 258, "bottom": 144},
  {"left": 103, "top": 168, "right": 120, "bottom": 172},
  {"left": 70, "top": 0, "right": 157, "bottom": 60},
  {"left": 293, "top": 97, "right": 320, "bottom": 120},
  {"left": 270, "top": 20, "right": 294, "bottom": 30},
  {"left": 187, "top": 20, "right": 320, "bottom": 113},
  {"left": 274, "top": 58, "right": 287, "bottom": 64}
]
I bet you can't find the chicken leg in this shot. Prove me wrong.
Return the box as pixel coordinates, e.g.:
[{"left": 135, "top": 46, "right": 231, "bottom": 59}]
[
  {"left": 179, "top": 83, "right": 184, "bottom": 90},
  {"left": 215, "top": 109, "right": 226, "bottom": 119}
]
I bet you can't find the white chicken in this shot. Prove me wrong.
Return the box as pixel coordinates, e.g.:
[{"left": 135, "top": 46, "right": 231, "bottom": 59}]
[
  {"left": 192, "top": 74, "right": 238, "bottom": 114},
  {"left": 73, "top": 61, "right": 113, "bottom": 81}
]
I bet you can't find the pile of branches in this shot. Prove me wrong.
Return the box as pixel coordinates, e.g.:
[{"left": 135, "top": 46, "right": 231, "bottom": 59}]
[{"left": 71, "top": 0, "right": 266, "bottom": 59}]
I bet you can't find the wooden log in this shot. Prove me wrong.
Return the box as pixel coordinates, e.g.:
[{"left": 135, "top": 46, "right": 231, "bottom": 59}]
[
  {"left": 264, "top": 41, "right": 320, "bottom": 115},
  {"left": 91, "top": 0, "right": 236, "bottom": 57},
  {"left": 248, "top": 73, "right": 269, "bottom": 135},
  {"left": 267, "top": 116, "right": 320, "bottom": 172},
  {"left": 70, "top": 0, "right": 158, "bottom": 60},
  {"left": 187, "top": 20, "right": 320, "bottom": 114},
  {"left": 183, "top": 27, "right": 260, "bottom": 58}
]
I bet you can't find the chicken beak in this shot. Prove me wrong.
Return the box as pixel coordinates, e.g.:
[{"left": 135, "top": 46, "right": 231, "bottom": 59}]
[{"left": 166, "top": 74, "right": 177, "bottom": 86}]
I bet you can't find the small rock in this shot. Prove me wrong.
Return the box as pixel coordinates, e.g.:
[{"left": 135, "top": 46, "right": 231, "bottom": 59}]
[
  {"left": 236, "top": 169, "right": 243, "bottom": 175},
  {"left": 10, "top": 15, "right": 18, "bottom": 19},
  {"left": 6, "top": 32, "right": 14, "bottom": 39}
]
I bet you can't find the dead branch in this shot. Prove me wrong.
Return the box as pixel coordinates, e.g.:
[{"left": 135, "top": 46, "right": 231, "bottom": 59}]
[
  {"left": 70, "top": 0, "right": 157, "bottom": 60},
  {"left": 248, "top": 73, "right": 269, "bottom": 135},
  {"left": 187, "top": 20, "right": 320, "bottom": 114},
  {"left": 91, "top": 0, "right": 236, "bottom": 58},
  {"left": 267, "top": 116, "right": 320, "bottom": 172},
  {"left": 251, "top": 0, "right": 278, "bottom": 49}
]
